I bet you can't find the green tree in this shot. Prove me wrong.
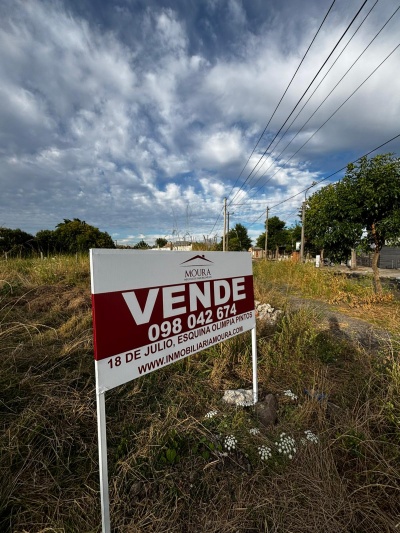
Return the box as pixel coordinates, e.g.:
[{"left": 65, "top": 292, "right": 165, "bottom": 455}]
[
  {"left": 228, "top": 223, "right": 252, "bottom": 251},
  {"left": 215, "top": 223, "right": 252, "bottom": 251},
  {"left": 35, "top": 229, "right": 59, "bottom": 255},
  {"left": 133, "top": 240, "right": 150, "bottom": 249},
  {"left": 341, "top": 153, "right": 400, "bottom": 293},
  {"left": 54, "top": 219, "right": 115, "bottom": 253},
  {"left": 256, "top": 233, "right": 266, "bottom": 250},
  {"left": 256, "top": 216, "right": 288, "bottom": 256},
  {"left": 287, "top": 223, "right": 302, "bottom": 252},
  {"left": 155, "top": 238, "right": 168, "bottom": 248},
  {"left": 0, "top": 227, "right": 35, "bottom": 257},
  {"left": 305, "top": 184, "right": 363, "bottom": 263}
]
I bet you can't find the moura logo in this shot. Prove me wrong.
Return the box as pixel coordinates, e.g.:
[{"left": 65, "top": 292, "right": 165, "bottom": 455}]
[
  {"left": 185, "top": 267, "right": 211, "bottom": 278},
  {"left": 180, "top": 254, "right": 213, "bottom": 280}
]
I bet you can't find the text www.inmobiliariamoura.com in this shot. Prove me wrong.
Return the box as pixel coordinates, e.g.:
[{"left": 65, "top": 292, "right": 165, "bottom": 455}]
[{"left": 137, "top": 326, "right": 244, "bottom": 375}]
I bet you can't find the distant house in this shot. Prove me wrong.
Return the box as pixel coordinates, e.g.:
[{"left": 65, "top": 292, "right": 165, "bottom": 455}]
[
  {"left": 153, "top": 243, "right": 172, "bottom": 251},
  {"left": 357, "top": 246, "right": 400, "bottom": 269},
  {"left": 379, "top": 246, "right": 400, "bottom": 269},
  {"left": 172, "top": 241, "right": 193, "bottom": 252},
  {"left": 249, "top": 246, "right": 264, "bottom": 259}
]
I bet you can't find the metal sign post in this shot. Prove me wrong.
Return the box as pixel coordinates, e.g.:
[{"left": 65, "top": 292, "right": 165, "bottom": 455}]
[
  {"left": 252, "top": 326, "right": 258, "bottom": 404},
  {"left": 96, "top": 389, "right": 111, "bottom": 533}
]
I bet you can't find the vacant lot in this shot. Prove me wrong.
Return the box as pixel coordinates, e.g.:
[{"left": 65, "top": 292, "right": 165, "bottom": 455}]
[{"left": 1, "top": 256, "right": 399, "bottom": 532}]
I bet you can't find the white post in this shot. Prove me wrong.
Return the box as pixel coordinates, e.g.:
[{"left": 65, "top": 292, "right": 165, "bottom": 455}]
[
  {"left": 96, "top": 388, "right": 111, "bottom": 533},
  {"left": 251, "top": 326, "right": 258, "bottom": 404}
]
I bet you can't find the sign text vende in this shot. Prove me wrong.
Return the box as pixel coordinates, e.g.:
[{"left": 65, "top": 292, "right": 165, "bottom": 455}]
[{"left": 92, "top": 274, "right": 254, "bottom": 361}]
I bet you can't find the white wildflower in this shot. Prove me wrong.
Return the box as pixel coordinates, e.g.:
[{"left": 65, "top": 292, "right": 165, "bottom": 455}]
[
  {"left": 236, "top": 400, "right": 254, "bottom": 407},
  {"left": 224, "top": 435, "right": 237, "bottom": 451},
  {"left": 249, "top": 428, "right": 260, "bottom": 436},
  {"left": 275, "top": 433, "right": 296, "bottom": 459},
  {"left": 283, "top": 389, "right": 298, "bottom": 401},
  {"left": 258, "top": 445, "right": 272, "bottom": 461},
  {"left": 205, "top": 410, "right": 218, "bottom": 419},
  {"left": 304, "top": 430, "right": 319, "bottom": 444}
]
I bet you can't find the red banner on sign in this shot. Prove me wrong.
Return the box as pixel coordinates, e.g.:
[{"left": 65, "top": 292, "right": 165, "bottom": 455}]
[{"left": 92, "top": 275, "right": 254, "bottom": 361}]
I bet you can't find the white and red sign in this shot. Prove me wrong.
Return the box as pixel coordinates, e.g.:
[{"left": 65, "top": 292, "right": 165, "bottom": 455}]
[{"left": 90, "top": 250, "right": 255, "bottom": 391}]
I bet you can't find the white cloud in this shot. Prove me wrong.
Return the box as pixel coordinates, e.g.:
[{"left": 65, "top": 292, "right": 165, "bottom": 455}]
[
  {"left": 0, "top": 0, "right": 399, "bottom": 244},
  {"left": 196, "top": 128, "right": 244, "bottom": 166}
]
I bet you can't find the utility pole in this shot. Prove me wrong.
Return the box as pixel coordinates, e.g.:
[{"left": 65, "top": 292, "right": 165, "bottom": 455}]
[
  {"left": 227, "top": 212, "right": 230, "bottom": 251},
  {"left": 223, "top": 198, "right": 227, "bottom": 252},
  {"left": 300, "top": 182, "right": 317, "bottom": 263},
  {"left": 264, "top": 206, "right": 269, "bottom": 260},
  {"left": 300, "top": 202, "right": 306, "bottom": 263}
]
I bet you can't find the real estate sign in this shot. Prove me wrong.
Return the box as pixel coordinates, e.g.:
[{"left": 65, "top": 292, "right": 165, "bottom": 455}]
[
  {"left": 90, "top": 249, "right": 255, "bottom": 391},
  {"left": 91, "top": 249, "right": 257, "bottom": 533}
]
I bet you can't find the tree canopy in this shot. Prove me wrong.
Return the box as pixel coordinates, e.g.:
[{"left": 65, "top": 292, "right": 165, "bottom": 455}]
[
  {"left": 341, "top": 153, "right": 400, "bottom": 292},
  {"left": 133, "top": 240, "right": 150, "bottom": 249},
  {"left": 155, "top": 238, "right": 168, "bottom": 248},
  {"left": 256, "top": 217, "right": 301, "bottom": 256},
  {"left": 1, "top": 219, "right": 115, "bottom": 257},
  {"left": 227, "top": 223, "right": 252, "bottom": 251},
  {"left": 216, "top": 223, "right": 252, "bottom": 251},
  {"left": 50, "top": 219, "right": 115, "bottom": 253},
  {"left": 305, "top": 153, "right": 400, "bottom": 292},
  {"left": 305, "top": 183, "right": 363, "bottom": 262},
  {"left": 256, "top": 216, "right": 288, "bottom": 253},
  {"left": 0, "top": 228, "right": 35, "bottom": 257}
]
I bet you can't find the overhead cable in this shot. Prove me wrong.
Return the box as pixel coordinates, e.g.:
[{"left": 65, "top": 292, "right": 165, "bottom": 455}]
[
  {"left": 250, "top": 3, "right": 400, "bottom": 198},
  {"left": 246, "top": 0, "right": 380, "bottom": 195},
  {"left": 245, "top": 132, "right": 400, "bottom": 226},
  {"left": 228, "top": 0, "right": 369, "bottom": 207},
  {"left": 223, "top": 0, "right": 337, "bottom": 206},
  {"left": 208, "top": 0, "right": 337, "bottom": 236},
  {"left": 271, "top": 133, "right": 400, "bottom": 210}
]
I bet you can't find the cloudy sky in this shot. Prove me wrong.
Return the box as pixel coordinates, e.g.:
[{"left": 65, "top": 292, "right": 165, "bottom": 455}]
[{"left": 1, "top": 0, "right": 399, "bottom": 246}]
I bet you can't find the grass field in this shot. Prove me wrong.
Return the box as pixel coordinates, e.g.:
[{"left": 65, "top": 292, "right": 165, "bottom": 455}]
[{"left": 1, "top": 256, "right": 399, "bottom": 532}]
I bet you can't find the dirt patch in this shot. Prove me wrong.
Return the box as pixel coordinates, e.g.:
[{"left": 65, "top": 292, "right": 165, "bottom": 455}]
[{"left": 287, "top": 295, "right": 392, "bottom": 353}]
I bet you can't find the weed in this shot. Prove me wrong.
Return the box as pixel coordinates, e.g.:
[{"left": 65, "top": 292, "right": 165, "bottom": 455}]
[{"left": 1, "top": 257, "right": 400, "bottom": 532}]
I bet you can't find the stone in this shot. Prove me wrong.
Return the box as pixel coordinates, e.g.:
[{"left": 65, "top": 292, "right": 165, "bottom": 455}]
[
  {"left": 222, "top": 389, "right": 255, "bottom": 406},
  {"left": 255, "top": 301, "right": 283, "bottom": 324},
  {"left": 254, "top": 394, "right": 278, "bottom": 427}
]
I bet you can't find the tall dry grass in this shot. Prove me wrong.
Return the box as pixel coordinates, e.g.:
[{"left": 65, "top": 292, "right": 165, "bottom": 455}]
[
  {"left": 0, "top": 256, "right": 399, "bottom": 532},
  {"left": 253, "top": 260, "right": 400, "bottom": 333}
]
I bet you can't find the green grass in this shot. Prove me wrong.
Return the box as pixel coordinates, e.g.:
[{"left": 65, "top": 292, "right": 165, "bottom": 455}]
[
  {"left": 0, "top": 256, "right": 399, "bottom": 532},
  {"left": 253, "top": 260, "right": 382, "bottom": 301},
  {"left": 253, "top": 260, "right": 400, "bottom": 333}
]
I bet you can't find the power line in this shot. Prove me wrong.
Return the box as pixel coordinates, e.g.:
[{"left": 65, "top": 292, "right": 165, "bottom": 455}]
[
  {"left": 255, "top": 4, "right": 399, "bottom": 196},
  {"left": 236, "top": 25, "right": 400, "bottom": 216},
  {"left": 207, "top": 0, "right": 338, "bottom": 236},
  {"left": 274, "top": 42, "right": 400, "bottom": 169},
  {"left": 227, "top": 0, "right": 369, "bottom": 208},
  {"left": 208, "top": 204, "right": 224, "bottom": 238},
  {"left": 244, "top": 132, "right": 400, "bottom": 228},
  {"left": 244, "top": 0, "right": 380, "bottom": 196},
  {"left": 269, "top": 133, "right": 400, "bottom": 211},
  {"left": 214, "top": 122, "right": 400, "bottom": 233},
  {"left": 222, "top": 0, "right": 337, "bottom": 206}
]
